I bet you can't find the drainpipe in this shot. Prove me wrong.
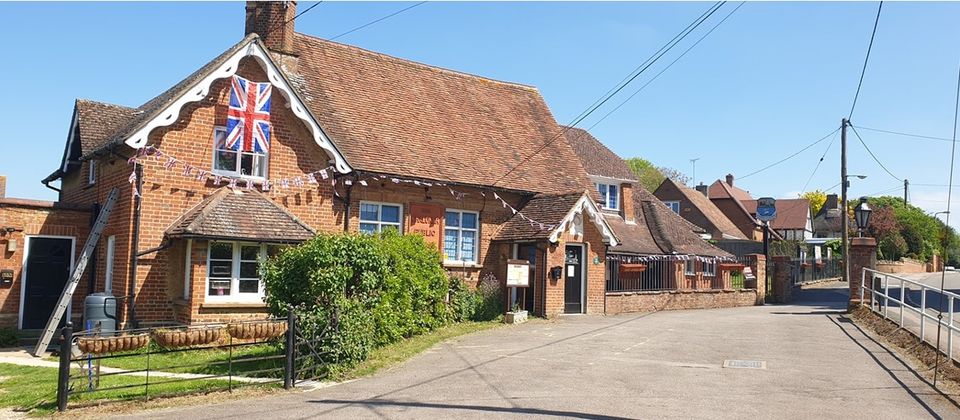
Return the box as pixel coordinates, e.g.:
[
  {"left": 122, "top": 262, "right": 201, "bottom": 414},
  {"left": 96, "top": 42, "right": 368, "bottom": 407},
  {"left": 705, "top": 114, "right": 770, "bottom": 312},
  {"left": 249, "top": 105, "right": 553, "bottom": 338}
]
[
  {"left": 87, "top": 202, "right": 100, "bottom": 298},
  {"left": 340, "top": 177, "right": 355, "bottom": 232},
  {"left": 42, "top": 179, "right": 61, "bottom": 194},
  {"left": 126, "top": 164, "right": 142, "bottom": 329}
]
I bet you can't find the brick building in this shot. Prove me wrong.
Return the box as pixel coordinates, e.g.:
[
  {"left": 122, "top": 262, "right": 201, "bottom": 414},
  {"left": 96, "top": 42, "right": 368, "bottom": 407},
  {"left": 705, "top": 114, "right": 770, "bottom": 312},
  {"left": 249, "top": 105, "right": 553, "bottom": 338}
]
[
  {"left": 1, "top": 2, "right": 753, "bottom": 330},
  {"left": 652, "top": 177, "right": 747, "bottom": 241}
]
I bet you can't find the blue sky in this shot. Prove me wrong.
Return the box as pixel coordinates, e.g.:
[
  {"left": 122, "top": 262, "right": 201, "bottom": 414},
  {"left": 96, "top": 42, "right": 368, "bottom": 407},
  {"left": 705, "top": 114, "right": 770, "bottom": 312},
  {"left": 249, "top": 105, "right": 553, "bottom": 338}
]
[{"left": 2, "top": 2, "right": 959, "bottom": 225}]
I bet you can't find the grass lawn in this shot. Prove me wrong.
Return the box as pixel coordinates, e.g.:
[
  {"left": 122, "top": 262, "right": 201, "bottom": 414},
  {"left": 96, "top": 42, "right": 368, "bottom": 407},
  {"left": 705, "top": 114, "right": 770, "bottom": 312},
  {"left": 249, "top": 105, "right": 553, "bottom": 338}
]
[
  {"left": 0, "top": 362, "right": 267, "bottom": 416},
  {"left": 339, "top": 321, "right": 501, "bottom": 380}
]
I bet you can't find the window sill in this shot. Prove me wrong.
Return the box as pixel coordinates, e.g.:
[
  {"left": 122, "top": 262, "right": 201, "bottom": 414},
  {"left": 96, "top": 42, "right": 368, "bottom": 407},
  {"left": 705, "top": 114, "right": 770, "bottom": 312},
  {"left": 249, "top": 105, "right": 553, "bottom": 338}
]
[
  {"left": 200, "top": 302, "right": 268, "bottom": 309},
  {"left": 443, "top": 261, "right": 482, "bottom": 269}
]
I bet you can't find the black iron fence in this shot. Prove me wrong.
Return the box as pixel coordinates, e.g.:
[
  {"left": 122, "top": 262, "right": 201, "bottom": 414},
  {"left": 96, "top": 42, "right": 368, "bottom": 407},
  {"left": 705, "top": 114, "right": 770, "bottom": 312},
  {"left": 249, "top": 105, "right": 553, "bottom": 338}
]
[
  {"left": 606, "top": 259, "right": 678, "bottom": 292},
  {"left": 56, "top": 310, "right": 327, "bottom": 412},
  {"left": 788, "top": 258, "right": 842, "bottom": 285}
]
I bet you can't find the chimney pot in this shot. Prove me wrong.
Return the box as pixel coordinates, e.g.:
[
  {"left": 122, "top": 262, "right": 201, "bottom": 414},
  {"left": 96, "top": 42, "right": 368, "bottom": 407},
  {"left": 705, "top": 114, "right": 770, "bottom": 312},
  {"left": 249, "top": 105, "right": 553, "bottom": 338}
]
[
  {"left": 725, "top": 174, "right": 734, "bottom": 187},
  {"left": 245, "top": 1, "right": 297, "bottom": 54}
]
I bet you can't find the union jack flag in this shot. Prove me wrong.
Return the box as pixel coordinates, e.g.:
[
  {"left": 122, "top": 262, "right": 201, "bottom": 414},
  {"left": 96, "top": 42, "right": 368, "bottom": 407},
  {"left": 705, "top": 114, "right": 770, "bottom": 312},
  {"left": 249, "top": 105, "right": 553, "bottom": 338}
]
[{"left": 225, "top": 75, "right": 272, "bottom": 153}]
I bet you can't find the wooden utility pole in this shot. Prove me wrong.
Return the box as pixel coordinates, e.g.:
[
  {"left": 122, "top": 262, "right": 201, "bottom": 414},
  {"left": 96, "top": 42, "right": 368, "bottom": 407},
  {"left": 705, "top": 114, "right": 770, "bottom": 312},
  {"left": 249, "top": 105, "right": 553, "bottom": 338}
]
[
  {"left": 904, "top": 179, "right": 909, "bottom": 204},
  {"left": 841, "top": 118, "right": 849, "bottom": 284}
]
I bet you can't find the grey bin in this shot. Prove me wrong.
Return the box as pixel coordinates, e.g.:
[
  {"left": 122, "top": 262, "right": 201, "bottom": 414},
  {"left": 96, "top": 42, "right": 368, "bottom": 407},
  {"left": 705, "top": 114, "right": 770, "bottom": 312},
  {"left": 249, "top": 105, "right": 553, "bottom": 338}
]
[{"left": 84, "top": 293, "right": 118, "bottom": 334}]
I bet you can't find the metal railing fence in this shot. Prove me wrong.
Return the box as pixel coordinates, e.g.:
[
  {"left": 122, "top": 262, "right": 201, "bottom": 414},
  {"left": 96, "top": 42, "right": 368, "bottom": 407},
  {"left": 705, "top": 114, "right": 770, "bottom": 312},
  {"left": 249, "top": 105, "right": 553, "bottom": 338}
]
[
  {"left": 789, "top": 258, "right": 842, "bottom": 285},
  {"left": 860, "top": 268, "right": 960, "bottom": 362}
]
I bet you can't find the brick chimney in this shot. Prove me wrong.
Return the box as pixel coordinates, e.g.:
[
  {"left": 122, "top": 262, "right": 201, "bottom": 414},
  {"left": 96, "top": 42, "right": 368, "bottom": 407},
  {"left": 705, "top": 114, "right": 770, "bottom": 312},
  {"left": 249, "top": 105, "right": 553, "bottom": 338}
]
[
  {"left": 245, "top": 1, "right": 297, "bottom": 54},
  {"left": 0, "top": 175, "right": 6, "bottom": 199},
  {"left": 725, "top": 174, "right": 735, "bottom": 187},
  {"left": 621, "top": 183, "right": 636, "bottom": 223},
  {"left": 695, "top": 182, "right": 708, "bottom": 197}
]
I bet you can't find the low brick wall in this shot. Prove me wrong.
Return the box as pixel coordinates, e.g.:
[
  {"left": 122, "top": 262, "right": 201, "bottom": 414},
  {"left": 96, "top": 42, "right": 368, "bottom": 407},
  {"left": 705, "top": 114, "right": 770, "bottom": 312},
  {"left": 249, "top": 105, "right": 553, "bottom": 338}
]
[
  {"left": 605, "top": 289, "right": 759, "bottom": 315},
  {"left": 876, "top": 258, "right": 927, "bottom": 274}
]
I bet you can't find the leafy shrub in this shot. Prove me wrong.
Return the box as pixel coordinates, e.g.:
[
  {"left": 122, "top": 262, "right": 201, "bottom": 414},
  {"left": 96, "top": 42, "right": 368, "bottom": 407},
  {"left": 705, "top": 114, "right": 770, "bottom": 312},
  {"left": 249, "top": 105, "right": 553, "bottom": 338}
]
[
  {"left": 473, "top": 273, "right": 504, "bottom": 322},
  {"left": 448, "top": 277, "right": 480, "bottom": 322},
  {"left": 0, "top": 328, "right": 17, "bottom": 348},
  {"left": 261, "top": 230, "right": 452, "bottom": 373}
]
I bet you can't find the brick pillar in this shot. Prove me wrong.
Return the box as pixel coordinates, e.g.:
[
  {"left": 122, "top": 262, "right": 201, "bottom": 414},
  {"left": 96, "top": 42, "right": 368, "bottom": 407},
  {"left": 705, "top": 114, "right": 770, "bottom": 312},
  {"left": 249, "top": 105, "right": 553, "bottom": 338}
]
[
  {"left": 771, "top": 256, "right": 792, "bottom": 303},
  {"left": 717, "top": 268, "right": 731, "bottom": 290},
  {"left": 746, "top": 254, "right": 766, "bottom": 305},
  {"left": 848, "top": 237, "right": 878, "bottom": 309}
]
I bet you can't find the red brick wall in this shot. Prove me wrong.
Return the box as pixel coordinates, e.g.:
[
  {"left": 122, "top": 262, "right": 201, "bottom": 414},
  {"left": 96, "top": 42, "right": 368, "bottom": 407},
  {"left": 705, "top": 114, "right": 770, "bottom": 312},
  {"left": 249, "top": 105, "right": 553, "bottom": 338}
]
[
  {"left": 712, "top": 198, "right": 762, "bottom": 241},
  {"left": 542, "top": 212, "right": 608, "bottom": 317},
  {"left": 653, "top": 180, "right": 719, "bottom": 239},
  {"left": 0, "top": 201, "right": 90, "bottom": 328},
  {"left": 605, "top": 289, "right": 758, "bottom": 315}
]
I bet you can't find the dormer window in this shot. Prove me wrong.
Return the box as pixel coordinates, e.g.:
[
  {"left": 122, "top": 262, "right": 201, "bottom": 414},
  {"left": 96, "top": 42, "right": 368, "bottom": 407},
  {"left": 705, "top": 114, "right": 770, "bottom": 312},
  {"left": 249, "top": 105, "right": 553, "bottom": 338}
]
[
  {"left": 595, "top": 183, "right": 619, "bottom": 210},
  {"left": 212, "top": 126, "right": 268, "bottom": 178}
]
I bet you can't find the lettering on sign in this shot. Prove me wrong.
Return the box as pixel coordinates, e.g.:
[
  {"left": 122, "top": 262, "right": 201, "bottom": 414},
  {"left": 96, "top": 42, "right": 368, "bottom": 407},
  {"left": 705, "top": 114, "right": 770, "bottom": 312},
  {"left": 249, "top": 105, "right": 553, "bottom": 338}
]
[{"left": 408, "top": 203, "right": 445, "bottom": 250}]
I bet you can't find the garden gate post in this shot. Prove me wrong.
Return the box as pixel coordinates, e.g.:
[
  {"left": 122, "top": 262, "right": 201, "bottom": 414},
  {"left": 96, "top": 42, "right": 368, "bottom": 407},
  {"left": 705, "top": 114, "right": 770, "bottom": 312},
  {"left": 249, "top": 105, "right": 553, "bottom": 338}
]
[
  {"left": 284, "top": 308, "right": 296, "bottom": 389},
  {"left": 56, "top": 323, "right": 73, "bottom": 412}
]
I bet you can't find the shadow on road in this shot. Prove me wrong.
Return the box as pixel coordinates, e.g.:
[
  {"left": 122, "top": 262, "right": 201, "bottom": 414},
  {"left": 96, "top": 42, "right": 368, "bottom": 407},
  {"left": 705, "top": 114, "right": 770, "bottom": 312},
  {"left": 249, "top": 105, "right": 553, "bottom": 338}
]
[{"left": 307, "top": 399, "right": 631, "bottom": 420}]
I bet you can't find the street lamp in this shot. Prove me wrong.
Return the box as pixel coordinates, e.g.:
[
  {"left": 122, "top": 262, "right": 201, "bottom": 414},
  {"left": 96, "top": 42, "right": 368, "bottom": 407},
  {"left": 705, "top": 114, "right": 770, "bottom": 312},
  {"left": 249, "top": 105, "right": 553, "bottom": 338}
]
[{"left": 854, "top": 197, "right": 872, "bottom": 237}]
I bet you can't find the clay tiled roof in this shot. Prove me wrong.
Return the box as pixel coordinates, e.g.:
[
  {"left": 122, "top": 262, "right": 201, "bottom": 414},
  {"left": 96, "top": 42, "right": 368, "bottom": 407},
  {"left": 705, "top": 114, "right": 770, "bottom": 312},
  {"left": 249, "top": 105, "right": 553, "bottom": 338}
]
[
  {"left": 291, "top": 33, "right": 593, "bottom": 194},
  {"left": 708, "top": 179, "right": 752, "bottom": 202},
  {"left": 563, "top": 127, "right": 636, "bottom": 181},
  {"left": 492, "top": 192, "right": 584, "bottom": 241},
  {"left": 658, "top": 178, "right": 746, "bottom": 240},
  {"left": 166, "top": 188, "right": 315, "bottom": 242},
  {"left": 743, "top": 198, "right": 811, "bottom": 231},
  {"left": 75, "top": 99, "right": 137, "bottom": 155},
  {"left": 603, "top": 210, "right": 662, "bottom": 255}
]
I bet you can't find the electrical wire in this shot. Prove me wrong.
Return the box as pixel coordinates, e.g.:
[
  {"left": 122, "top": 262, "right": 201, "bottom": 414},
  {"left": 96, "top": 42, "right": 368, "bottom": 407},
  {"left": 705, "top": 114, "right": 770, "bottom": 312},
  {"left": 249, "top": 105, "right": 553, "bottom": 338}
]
[
  {"left": 849, "top": 1, "right": 884, "bottom": 120},
  {"left": 933, "top": 59, "right": 960, "bottom": 389},
  {"left": 584, "top": 2, "right": 746, "bottom": 132},
  {"left": 852, "top": 125, "right": 954, "bottom": 143},
  {"left": 738, "top": 128, "right": 840, "bottom": 180},
  {"left": 850, "top": 125, "right": 902, "bottom": 182},
  {"left": 329, "top": 1, "right": 428, "bottom": 41},
  {"left": 490, "top": 1, "right": 728, "bottom": 187},
  {"left": 799, "top": 131, "right": 840, "bottom": 194}
]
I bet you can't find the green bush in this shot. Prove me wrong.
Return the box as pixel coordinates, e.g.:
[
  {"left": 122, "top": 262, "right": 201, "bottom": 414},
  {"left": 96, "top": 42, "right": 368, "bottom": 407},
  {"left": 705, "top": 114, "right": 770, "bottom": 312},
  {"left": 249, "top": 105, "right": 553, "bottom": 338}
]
[
  {"left": 473, "top": 273, "right": 504, "bottom": 322},
  {"left": 261, "top": 230, "right": 452, "bottom": 373},
  {"left": 448, "top": 277, "right": 480, "bottom": 322},
  {"left": 0, "top": 328, "right": 17, "bottom": 348}
]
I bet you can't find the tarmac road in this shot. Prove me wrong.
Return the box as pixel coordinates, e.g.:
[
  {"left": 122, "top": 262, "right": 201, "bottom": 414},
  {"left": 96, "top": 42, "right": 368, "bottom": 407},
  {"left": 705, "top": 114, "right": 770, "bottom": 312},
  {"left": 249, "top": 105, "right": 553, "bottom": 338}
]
[{"left": 117, "top": 283, "right": 960, "bottom": 419}]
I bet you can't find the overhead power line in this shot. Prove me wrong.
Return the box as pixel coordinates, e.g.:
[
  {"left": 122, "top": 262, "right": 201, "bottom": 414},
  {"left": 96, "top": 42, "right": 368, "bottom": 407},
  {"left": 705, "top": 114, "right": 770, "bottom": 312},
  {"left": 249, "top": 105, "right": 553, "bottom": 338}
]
[
  {"left": 799, "top": 130, "right": 840, "bottom": 194},
  {"left": 585, "top": 1, "right": 746, "bottom": 131},
  {"left": 491, "top": 1, "right": 728, "bottom": 187},
  {"left": 738, "top": 128, "right": 839, "bottom": 180},
  {"left": 852, "top": 125, "right": 954, "bottom": 143},
  {"left": 849, "top": 125, "right": 902, "bottom": 181},
  {"left": 329, "top": 1, "right": 428, "bottom": 41},
  {"left": 848, "top": 1, "right": 884, "bottom": 120}
]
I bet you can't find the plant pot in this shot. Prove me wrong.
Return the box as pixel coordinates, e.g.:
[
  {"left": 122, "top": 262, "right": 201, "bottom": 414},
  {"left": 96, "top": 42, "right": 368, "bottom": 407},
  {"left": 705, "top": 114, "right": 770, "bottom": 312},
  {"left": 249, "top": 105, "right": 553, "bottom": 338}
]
[
  {"left": 77, "top": 334, "right": 150, "bottom": 354},
  {"left": 153, "top": 327, "right": 223, "bottom": 348},
  {"left": 504, "top": 310, "right": 528, "bottom": 325},
  {"left": 227, "top": 321, "right": 288, "bottom": 340}
]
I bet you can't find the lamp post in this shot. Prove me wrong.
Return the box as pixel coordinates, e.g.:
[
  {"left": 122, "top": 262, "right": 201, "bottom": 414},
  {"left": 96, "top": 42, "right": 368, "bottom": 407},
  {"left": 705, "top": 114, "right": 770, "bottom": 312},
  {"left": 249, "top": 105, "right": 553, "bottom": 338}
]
[
  {"left": 854, "top": 197, "right": 872, "bottom": 237},
  {"left": 841, "top": 174, "right": 867, "bottom": 283}
]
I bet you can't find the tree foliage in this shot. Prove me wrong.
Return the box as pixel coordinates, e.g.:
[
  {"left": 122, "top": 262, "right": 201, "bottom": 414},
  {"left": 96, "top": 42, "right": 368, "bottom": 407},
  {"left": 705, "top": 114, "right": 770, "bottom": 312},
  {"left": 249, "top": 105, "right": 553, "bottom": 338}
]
[
  {"left": 800, "top": 190, "right": 827, "bottom": 215},
  {"left": 624, "top": 157, "right": 691, "bottom": 191},
  {"left": 866, "top": 196, "right": 959, "bottom": 263}
]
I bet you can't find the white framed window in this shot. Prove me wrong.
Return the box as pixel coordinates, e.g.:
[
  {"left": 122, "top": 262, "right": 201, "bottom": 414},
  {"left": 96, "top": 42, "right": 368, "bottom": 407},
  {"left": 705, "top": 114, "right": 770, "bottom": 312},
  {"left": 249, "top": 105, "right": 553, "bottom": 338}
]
[
  {"left": 444, "top": 210, "right": 478, "bottom": 263},
  {"left": 703, "top": 260, "right": 716, "bottom": 277},
  {"left": 212, "top": 126, "right": 268, "bottom": 179},
  {"left": 206, "top": 241, "right": 274, "bottom": 302},
  {"left": 359, "top": 202, "right": 402, "bottom": 234},
  {"left": 104, "top": 235, "right": 115, "bottom": 293},
  {"left": 685, "top": 259, "right": 696, "bottom": 276},
  {"left": 87, "top": 160, "right": 97, "bottom": 185},
  {"left": 665, "top": 201, "right": 680, "bottom": 214},
  {"left": 595, "top": 183, "right": 619, "bottom": 210}
]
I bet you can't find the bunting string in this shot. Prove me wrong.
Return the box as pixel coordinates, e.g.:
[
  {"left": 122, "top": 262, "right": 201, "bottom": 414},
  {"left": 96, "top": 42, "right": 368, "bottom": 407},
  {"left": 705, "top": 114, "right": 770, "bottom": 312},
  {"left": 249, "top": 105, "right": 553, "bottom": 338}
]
[{"left": 128, "top": 145, "right": 559, "bottom": 231}]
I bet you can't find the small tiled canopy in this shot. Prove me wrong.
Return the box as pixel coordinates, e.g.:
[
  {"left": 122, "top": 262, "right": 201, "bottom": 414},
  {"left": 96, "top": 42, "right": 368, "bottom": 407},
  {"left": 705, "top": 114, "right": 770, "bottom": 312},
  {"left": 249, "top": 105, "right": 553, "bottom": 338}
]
[{"left": 166, "top": 187, "right": 315, "bottom": 243}]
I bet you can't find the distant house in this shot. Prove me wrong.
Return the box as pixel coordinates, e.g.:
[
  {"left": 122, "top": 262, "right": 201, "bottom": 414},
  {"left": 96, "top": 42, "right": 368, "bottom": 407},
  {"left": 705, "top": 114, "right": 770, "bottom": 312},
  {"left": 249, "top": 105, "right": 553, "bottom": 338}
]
[
  {"left": 707, "top": 174, "right": 765, "bottom": 241},
  {"left": 743, "top": 199, "right": 812, "bottom": 241},
  {"left": 653, "top": 178, "right": 747, "bottom": 241},
  {"left": 812, "top": 194, "right": 844, "bottom": 238}
]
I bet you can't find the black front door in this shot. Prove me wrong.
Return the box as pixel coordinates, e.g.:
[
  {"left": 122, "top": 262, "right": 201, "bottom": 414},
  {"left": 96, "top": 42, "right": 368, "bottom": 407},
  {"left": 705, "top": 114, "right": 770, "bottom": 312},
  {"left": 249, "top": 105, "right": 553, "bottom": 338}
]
[
  {"left": 22, "top": 238, "right": 72, "bottom": 329},
  {"left": 564, "top": 245, "right": 583, "bottom": 314}
]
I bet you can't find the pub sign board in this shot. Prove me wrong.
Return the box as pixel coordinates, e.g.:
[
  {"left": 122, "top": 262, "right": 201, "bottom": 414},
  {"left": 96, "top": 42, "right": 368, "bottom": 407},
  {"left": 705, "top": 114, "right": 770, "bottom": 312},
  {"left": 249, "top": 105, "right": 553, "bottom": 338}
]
[
  {"left": 506, "top": 259, "right": 531, "bottom": 287},
  {"left": 408, "top": 203, "right": 445, "bottom": 250},
  {"left": 756, "top": 197, "right": 777, "bottom": 222}
]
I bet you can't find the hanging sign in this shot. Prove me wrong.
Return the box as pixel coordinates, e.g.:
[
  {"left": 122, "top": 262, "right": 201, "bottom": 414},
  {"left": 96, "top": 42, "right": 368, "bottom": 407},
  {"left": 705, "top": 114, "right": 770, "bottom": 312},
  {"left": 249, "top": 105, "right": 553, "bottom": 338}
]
[
  {"left": 756, "top": 197, "right": 777, "bottom": 222},
  {"left": 408, "top": 203, "right": 444, "bottom": 250},
  {"left": 506, "top": 259, "right": 531, "bottom": 287}
]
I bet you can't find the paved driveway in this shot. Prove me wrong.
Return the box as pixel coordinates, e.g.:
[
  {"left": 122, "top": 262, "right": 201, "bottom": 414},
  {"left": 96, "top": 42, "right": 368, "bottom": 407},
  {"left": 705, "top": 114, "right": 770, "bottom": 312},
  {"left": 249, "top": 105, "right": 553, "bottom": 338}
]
[{"left": 119, "top": 284, "right": 960, "bottom": 419}]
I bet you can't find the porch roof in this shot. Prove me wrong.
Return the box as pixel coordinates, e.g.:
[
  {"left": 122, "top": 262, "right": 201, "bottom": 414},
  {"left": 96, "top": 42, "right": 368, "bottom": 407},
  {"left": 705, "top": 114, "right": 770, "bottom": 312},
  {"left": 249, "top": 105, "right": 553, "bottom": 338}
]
[{"left": 165, "top": 187, "right": 315, "bottom": 243}]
